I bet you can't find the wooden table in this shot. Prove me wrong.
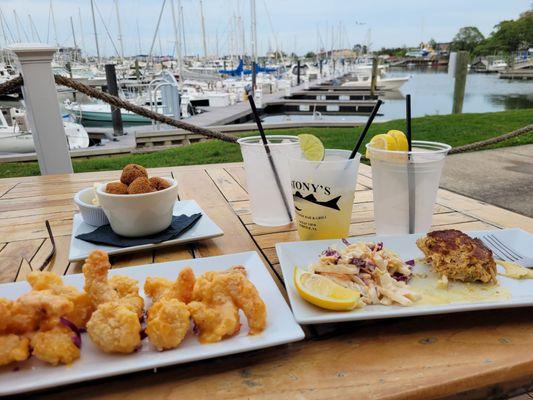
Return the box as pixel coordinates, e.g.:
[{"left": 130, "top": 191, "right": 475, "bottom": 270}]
[{"left": 1, "top": 163, "right": 532, "bottom": 400}]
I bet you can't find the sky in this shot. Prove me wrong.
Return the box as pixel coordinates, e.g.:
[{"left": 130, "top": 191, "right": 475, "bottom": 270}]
[{"left": 0, "top": 0, "right": 531, "bottom": 57}]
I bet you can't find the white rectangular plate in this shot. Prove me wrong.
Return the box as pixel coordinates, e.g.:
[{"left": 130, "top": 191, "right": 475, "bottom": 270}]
[
  {"left": 0, "top": 251, "right": 305, "bottom": 396},
  {"left": 69, "top": 200, "right": 223, "bottom": 262},
  {"left": 277, "top": 228, "right": 533, "bottom": 325}
]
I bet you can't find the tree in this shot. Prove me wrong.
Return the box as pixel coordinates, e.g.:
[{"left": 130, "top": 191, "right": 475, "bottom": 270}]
[
  {"left": 473, "top": 10, "right": 532, "bottom": 55},
  {"left": 428, "top": 38, "right": 437, "bottom": 50},
  {"left": 451, "top": 26, "right": 485, "bottom": 53},
  {"left": 305, "top": 51, "right": 316, "bottom": 59}
]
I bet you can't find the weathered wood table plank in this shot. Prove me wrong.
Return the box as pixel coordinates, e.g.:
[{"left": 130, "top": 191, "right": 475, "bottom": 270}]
[{"left": 0, "top": 162, "right": 532, "bottom": 400}]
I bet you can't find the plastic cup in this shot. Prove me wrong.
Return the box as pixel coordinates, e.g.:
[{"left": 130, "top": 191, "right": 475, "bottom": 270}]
[
  {"left": 288, "top": 149, "right": 361, "bottom": 240},
  {"left": 366, "top": 140, "right": 451, "bottom": 234},
  {"left": 238, "top": 135, "right": 301, "bottom": 226}
]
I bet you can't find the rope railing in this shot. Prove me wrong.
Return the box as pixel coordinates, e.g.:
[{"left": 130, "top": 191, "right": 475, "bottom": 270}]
[{"left": 0, "top": 74, "right": 530, "bottom": 152}]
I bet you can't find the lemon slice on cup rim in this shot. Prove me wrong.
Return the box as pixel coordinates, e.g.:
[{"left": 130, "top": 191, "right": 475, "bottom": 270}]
[
  {"left": 387, "top": 130, "right": 409, "bottom": 151},
  {"left": 365, "top": 133, "right": 398, "bottom": 158},
  {"left": 293, "top": 267, "right": 361, "bottom": 311},
  {"left": 298, "top": 134, "right": 325, "bottom": 161}
]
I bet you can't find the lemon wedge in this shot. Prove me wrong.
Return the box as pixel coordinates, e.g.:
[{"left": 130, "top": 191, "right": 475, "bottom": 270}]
[
  {"left": 293, "top": 267, "right": 361, "bottom": 311},
  {"left": 387, "top": 130, "right": 409, "bottom": 151},
  {"left": 365, "top": 133, "right": 398, "bottom": 158},
  {"left": 298, "top": 134, "right": 325, "bottom": 161}
]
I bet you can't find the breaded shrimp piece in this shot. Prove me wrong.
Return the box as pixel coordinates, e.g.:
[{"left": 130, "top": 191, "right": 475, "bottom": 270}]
[
  {"left": 188, "top": 300, "right": 240, "bottom": 344},
  {"left": 120, "top": 164, "right": 148, "bottom": 185},
  {"left": 17, "top": 290, "right": 74, "bottom": 330},
  {"left": 145, "top": 299, "right": 190, "bottom": 351},
  {"left": 188, "top": 267, "right": 266, "bottom": 343},
  {"left": 219, "top": 270, "right": 266, "bottom": 335},
  {"left": 86, "top": 302, "right": 141, "bottom": 354},
  {"left": 109, "top": 275, "right": 144, "bottom": 318},
  {"left": 144, "top": 277, "right": 173, "bottom": 302},
  {"left": 0, "top": 334, "right": 30, "bottom": 366},
  {"left": 0, "top": 299, "right": 40, "bottom": 334},
  {"left": 188, "top": 272, "right": 240, "bottom": 343},
  {"left": 27, "top": 271, "right": 94, "bottom": 329},
  {"left": 164, "top": 267, "right": 195, "bottom": 304},
  {"left": 31, "top": 326, "right": 80, "bottom": 365},
  {"left": 82, "top": 250, "right": 120, "bottom": 307},
  {"left": 144, "top": 268, "right": 195, "bottom": 304}
]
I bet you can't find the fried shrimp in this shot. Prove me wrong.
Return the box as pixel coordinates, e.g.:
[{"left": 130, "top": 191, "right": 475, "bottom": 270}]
[
  {"left": 109, "top": 275, "right": 144, "bottom": 318},
  {"left": 82, "top": 250, "right": 120, "bottom": 307},
  {"left": 86, "top": 302, "right": 141, "bottom": 354},
  {"left": 27, "top": 271, "right": 94, "bottom": 329},
  {"left": 144, "top": 268, "right": 195, "bottom": 350},
  {"left": 188, "top": 266, "right": 266, "bottom": 343},
  {"left": 145, "top": 299, "right": 190, "bottom": 351},
  {"left": 143, "top": 267, "right": 195, "bottom": 304},
  {"left": 31, "top": 325, "right": 80, "bottom": 365},
  {"left": 0, "top": 334, "right": 30, "bottom": 366}
]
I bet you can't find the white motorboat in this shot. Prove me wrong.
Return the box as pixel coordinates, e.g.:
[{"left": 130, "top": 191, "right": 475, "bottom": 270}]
[
  {"left": 0, "top": 108, "right": 89, "bottom": 154},
  {"left": 341, "top": 75, "right": 410, "bottom": 91},
  {"left": 487, "top": 60, "right": 508, "bottom": 72}
]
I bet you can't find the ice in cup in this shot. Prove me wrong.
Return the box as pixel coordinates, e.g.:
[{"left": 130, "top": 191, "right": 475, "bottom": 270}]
[
  {"left": 289, "top": 149, "right": 361, "bottom": 240},
  {"left": 366, "top": 140, "right": 451, "bottom": 234},
  {"left": 238, "top": 135, "right": 301, "bottom": 226}
]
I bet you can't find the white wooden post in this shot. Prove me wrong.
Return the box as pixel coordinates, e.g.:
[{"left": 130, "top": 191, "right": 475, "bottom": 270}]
[{"left": 8, "top": 43, "right": 73, "bottom": 174}]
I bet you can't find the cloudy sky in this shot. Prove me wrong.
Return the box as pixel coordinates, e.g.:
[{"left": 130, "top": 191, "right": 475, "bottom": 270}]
[{"left": 0, "top": 0, "right": 530, "bottom": 57}]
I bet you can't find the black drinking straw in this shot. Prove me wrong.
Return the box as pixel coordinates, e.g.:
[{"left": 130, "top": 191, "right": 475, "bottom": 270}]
[
  {"left": 349, "top": 99, "right": 383, "bottom": 159},
  {"left": 245, "top": 86, "right": 293, "bottom": 222},
  {"left": 406, "top": 94, "right": 415, "bottom": 234}
]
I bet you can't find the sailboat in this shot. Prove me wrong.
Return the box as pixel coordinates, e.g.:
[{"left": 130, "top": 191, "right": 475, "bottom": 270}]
[{"left": 0, "top": 108, "right": 89, "bottom": 154}]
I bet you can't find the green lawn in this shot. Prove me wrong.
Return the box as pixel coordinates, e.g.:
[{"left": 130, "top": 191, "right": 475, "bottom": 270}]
[{"left": 1, "top": 109, "right": 532, "bottom": 178}]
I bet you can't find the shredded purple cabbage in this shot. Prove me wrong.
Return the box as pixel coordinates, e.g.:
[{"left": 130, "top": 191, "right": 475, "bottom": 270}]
[
  {"left": 192, "top": 323, "right": 199, "bottom": 336},
  {"left": 405, "top": 259, "right": 415, "bottom": 266},
  {"left": 60, "top": 317, "right": 82, "bottom": 349},
  {"left": 12, "top": 366, "right": 20, "bottom": 372},
  {"left": 140, "top": 328, "right": 147, "bottom": 340},
  {"left": 349, "top": 257, "right": 366, "bottom": 267},
  {"left": 375, "top": 242, "right": 383, "bottom": 251},
  {"left": 321, "top": 248, "right": 341, "bottom": 263},
  {"left": 139, "top": 312, "right": 146, "bottom": 324},
  {"left": 392, "top": 272, "right": 412, "bottom": 283},
  {"left": 341, "top": 238, "right": 351, "bottom": 246}
]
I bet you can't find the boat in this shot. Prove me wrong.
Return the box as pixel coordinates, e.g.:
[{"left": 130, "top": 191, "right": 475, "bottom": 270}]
[
  {"left": 64, "top": 101, "right": 151, "bottom": 125},
  {"left": 341, "top": 76, "right": 410, "bottom": 91},
  {"left": 487, "top": 60, "right": 508, "bottom": 72},
  {"left": 0, "top": 108, "right": 89, "bottom": 154}
]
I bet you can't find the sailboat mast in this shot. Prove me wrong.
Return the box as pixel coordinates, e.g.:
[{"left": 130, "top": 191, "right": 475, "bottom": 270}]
[
  {"left": 50, "top": 0, "right": 59, "bottom": 46},
  {"left": 70, "top": 16, "right": 78, "bottom": 61},
  {"left": 90, "top": 0, "right": 101, "bottom": 63},
  {"left": 78, "top": 8, "right": 86, "bottom": 60},
  {"left": 250, "top": 0, "right": 257, "bottom": 63},
  {"left": 136, "top": 20, "right": 141, "bottom": 55},
  {"left": 199, "top": 0, "right": 208, "bottom": 58},
  {"left": 170, "top": 0, "right": 183, "bottom": 89},
  {"left": 180, "top": 5, "right": 187, "bottom": 57},
  {"left": 114, "top": 0, "right": 124, "bottom": 61}
]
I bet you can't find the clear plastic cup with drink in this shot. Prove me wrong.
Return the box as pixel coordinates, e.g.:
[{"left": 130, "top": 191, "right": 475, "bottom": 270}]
[
  {"left": 288, "top": 149, "right": 361, "bottom": 240},
  {"left": 366, "top": 140, "right": 451, "bottom": 234},
  {"left": 238, "top": 135, "right": 301, "bottom": 226}
]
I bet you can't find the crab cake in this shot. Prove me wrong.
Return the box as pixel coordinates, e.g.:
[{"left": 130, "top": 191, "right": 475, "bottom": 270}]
[{"left": 416, "top": 229, "right": 497, "bottom": 284}]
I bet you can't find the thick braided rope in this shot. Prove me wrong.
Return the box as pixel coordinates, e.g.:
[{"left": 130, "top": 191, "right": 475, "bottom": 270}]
[
  {"left": 0, "top": 75, "right": 530, "bottom": 151},
  {"left": 53, "top": 75, "right": 237, "bottom": 143},
  {"left": 0, "top": 75, "right": 23, "bottom": 95},
  {"left": 448, "top": 124, "right": 533, "bottom": 154}
]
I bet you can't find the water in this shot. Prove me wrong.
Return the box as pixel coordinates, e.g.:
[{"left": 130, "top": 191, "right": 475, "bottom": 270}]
[{"left": 262, "top": 68, "right": 533, "bottom": 123}]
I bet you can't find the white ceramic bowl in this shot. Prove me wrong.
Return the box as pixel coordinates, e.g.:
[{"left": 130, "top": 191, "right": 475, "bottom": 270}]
[
  {"left": 74, "top": 187, "right": 109, "bottom": 227},
  {"left": 96, "top": 178, "right": 179, "bottom": 237}
]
